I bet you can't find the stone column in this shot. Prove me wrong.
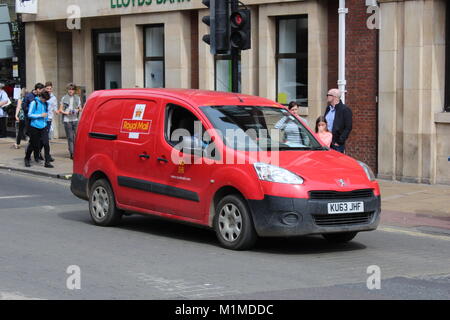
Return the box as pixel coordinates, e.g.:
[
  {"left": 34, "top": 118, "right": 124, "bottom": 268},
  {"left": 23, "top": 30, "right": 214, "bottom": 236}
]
[
  {"left": 241, "top": 6, "right": 259, "bottom": 96},
  {"left": 121, "top": 16, "right": 144, "bottom": 88},
  {"left": 378, "top": 0, "right": 446, "bottom": 184},
  {"left": 378, "top": 1, "right": 404, "bottom": 180},
  {"left": 25, "top": 22, "right": 58, "bottom": 92}
]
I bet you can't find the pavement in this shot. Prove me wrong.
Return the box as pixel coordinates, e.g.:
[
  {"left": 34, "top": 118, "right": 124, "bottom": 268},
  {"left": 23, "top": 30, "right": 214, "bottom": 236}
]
[
  {"left": 1, "top": 136, "right": 449, "bottom": 235},
  {"left": 0, "top": 137, "right": 73, "bottom": 180}
]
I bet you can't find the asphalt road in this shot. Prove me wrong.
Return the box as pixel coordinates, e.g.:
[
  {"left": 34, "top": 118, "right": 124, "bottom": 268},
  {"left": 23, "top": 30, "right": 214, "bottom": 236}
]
[{"left": 0, "top": 170, "right": 449, "bottom": 300}]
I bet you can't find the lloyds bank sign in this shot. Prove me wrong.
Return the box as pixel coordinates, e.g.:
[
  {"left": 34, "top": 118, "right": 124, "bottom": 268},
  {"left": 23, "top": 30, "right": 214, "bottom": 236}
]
[{"left": 110, "top": 0, "right": 190, "bottom": 8}]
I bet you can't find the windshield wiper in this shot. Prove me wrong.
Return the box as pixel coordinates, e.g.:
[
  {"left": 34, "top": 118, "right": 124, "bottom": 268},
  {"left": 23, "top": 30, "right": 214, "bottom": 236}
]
[{"left": 278, "top": 146, "right": 329, "bottom": 151}]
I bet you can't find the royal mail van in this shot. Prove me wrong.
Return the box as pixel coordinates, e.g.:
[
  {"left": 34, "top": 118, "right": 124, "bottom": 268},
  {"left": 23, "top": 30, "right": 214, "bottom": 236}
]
[{"left": 71, "top": 89, "right": 381, "bottom": 250}]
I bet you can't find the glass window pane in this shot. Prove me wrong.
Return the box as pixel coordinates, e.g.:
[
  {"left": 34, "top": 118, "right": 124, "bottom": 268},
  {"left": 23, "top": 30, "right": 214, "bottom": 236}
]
[
  {"left": 216, "top": 60, "right": 231, "bottom": 92},
  {"left": 215, "top": 59, "right": 241, "bottom": 92},
  {"left": 277, "top": 58, "right": 308, "bottom": 107},
  {"left": 277, "top": 16, "right": 308, "bottom": 106},
  {"left": 0, "top": 40, "right": 13, "bottom": 59},
  {"left": 98, "top": 32, "right": 121, "bottom": 54},
  {"left": 146, "top": 26, "right": 164, "bottom": 58},
  {"left": 0, "top": 24, "right": 11, "bottom": 41},
  {"left": 278, "top": 19, "right": 297, "bottom": 54},
  {"left": 0, "top": 6, "right": 11, "bottom": 23},
  {"left": 145, "top": 61, "right": 164, "bottom": 88},
  {"left": 278, "top": 18, "right": 307, "bottom": 54},
  {"left": 104, "top": 61, "right": 122, "bottom": 89}
]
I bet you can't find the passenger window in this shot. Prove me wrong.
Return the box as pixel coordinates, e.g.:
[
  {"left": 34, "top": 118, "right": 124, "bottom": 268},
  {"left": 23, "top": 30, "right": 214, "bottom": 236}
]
[{"left": 165, "top": 104, "right": 213, "bottom": 156}]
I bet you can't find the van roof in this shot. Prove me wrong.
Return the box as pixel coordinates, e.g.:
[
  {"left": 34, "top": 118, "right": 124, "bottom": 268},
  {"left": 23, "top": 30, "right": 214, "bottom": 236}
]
[{"left": 89, "top": 88, "right": 281, "bottom": 107}]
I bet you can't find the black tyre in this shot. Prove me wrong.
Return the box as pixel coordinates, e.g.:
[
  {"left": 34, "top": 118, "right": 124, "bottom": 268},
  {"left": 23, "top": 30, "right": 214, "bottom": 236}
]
[
  {"left": 89, "top": 179, "right": 122, "bottom": 226},
  {"left": 214, "top": 194, "right": 257, "bottom": 250},
  {"left": 322, "top": 231, "right": 358, "bottom": 243}
]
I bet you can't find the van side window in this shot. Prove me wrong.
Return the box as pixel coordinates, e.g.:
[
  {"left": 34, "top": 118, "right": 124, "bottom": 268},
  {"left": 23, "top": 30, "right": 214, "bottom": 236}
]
[{"left": 165, "top": 104, "right": 213, "bottom": 155}]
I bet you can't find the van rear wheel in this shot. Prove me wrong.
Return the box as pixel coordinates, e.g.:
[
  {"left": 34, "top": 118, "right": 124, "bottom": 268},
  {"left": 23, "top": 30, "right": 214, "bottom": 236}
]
[
  {"left": 322, "top": 232, "right": 358, "bottom": 243},
  {"left": 214, "top": 195, "right": 257, "bottom": 250},
  {"left": 89, "top": 179, "right": 122, "bottom": 226}
]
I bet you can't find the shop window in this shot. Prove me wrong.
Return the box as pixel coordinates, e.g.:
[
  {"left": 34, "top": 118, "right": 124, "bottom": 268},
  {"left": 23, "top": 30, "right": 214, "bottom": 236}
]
[
  {"left": 214, "top": 54, "right": 241, "bottom": 92},
  {"left": 276, "top": 16, "right": 308, "bottom": 107},
  {"left": 93, "top": 29, "right": 121, "bottom": 90},
  {"left": 445, "top": 2, "right": 450, "bottom": 112},
  {"left": 97, "top": 32, "right": 121, "bottom": 54},
  {"left": 145, "top": 25, "right": 165, "bottom": 88}
]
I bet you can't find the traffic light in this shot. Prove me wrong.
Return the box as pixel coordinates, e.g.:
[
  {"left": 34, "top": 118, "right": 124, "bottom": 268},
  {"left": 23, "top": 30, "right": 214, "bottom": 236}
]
[
  {"left": 202, "top": 0, "right": 229, "bottom": 55},
  {"left": 230, "top": 9, "right": 251, "bottom": 50}
]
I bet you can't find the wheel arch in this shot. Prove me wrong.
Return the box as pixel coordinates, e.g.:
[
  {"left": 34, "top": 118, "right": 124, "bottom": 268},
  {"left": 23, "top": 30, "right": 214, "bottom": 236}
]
[{"left": 208, "top": 186, "right": 247, "bottom": 227}]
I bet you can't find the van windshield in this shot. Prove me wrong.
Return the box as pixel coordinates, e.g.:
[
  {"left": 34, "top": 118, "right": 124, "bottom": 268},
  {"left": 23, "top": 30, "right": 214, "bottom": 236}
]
[{"left": 200, "top": 105, "right": 324, "bottom": 151}]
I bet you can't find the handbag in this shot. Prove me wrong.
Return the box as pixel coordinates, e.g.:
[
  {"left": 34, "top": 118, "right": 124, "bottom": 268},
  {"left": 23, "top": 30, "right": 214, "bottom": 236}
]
[{"left": 1, "top": 97, "right": 11, "bottom": 111}]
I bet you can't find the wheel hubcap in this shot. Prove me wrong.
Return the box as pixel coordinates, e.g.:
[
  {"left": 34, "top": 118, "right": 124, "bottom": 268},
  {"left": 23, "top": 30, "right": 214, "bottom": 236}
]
[
  {"left": 91, "top": 186, "right": 109, "bottom": 220},
  {"left": 218, "top": 203, "right": 242, "bottom": 242}
]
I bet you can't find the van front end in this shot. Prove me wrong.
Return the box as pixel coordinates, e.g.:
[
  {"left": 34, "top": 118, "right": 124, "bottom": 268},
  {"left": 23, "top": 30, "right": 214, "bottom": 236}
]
[{"left": 247, "top": 191, "right": 381, "bottom": 237}]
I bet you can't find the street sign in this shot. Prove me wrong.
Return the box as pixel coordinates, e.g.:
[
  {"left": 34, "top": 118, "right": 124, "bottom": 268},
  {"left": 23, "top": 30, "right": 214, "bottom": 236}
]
[{"left": 16, "top": 0, "right": 38, "bottom": 15}]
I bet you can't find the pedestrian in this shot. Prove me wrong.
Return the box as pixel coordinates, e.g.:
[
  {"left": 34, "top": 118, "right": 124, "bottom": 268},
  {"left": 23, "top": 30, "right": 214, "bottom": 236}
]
[
  {"left": 274, "top": 101, "right": 309, "bottom": 146},
  {"left": 22, "top": 83, "right": 45, "bottom": 161},
  {"left": 0, "top": 83, "right": 11, "bottom": 138},
  {"left": 24, "top": 90, "right": 53, "bottom": 168},
  {"left": 287, "top": 101, "right": 309, "bottom": 126},
  {"left": 44, "top": 81, "right": 57, "bottom": 140},
  {"left": 59, "top": 83, "right": 81, "bottom": 159},
  {"left": 324, "top": 89, "right": 352, "bottom": 153},
  {"left": 36, "top": 82, "right": 58, "bottom": 162},
  {"left": 14, "top": 88, "right": 27, "bottom": 149},
  {"left": 315, "top": 116, "right": 332, "bottom": 148}
]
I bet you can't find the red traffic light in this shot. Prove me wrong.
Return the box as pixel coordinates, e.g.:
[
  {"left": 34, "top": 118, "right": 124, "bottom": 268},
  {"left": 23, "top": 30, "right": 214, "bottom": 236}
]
[
  {"left": 231, "top": 11, "right": 248, "bottom": 28},
  {"left": 233, "top": 13, "right": 243, "bottom": 26}
]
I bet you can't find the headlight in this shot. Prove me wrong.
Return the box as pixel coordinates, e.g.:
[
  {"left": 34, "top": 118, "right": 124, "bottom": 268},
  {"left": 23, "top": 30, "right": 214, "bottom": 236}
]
[
  {"left": 254, "top": 163, "right": 304, "bottom": 184},
  {"left": 358, "top": 161, "right": 376, "bottom": 181}
]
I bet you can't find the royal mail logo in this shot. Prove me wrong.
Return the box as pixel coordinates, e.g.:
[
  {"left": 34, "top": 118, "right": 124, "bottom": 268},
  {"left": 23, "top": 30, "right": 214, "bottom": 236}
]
[{"left": 121, "top": 119, "right": 152, "bottom": 134}]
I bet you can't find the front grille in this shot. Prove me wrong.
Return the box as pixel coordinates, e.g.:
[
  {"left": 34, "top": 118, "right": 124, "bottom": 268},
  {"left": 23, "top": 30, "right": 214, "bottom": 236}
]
[
  {"left": 309, "top": 189, "right": 374, "bottom": 200},
  {"left": 313, "top": 212, "right": 374, "bottom": 227}
]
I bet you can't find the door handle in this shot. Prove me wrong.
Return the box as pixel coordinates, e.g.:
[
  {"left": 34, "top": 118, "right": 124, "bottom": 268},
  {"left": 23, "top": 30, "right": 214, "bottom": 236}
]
[
  {"left": 139, "top": 154, "right": 150, "bottom": 160},
  {"left": 157, "top": 157, "right": 169, "bottom": 163}
]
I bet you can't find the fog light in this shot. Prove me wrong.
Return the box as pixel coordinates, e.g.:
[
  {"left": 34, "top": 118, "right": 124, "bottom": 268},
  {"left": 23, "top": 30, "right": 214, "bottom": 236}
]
[{"left": 281, "top": 212, "right": 300, "bottom": 226}]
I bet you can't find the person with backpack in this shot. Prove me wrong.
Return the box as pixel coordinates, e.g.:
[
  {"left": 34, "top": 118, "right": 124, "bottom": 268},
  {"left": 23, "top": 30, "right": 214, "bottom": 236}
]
[
  {"left": 22, "top": 83, "right": 45, "bottom": 160},
  {"left": 24, "top": 90, "right": 53, "bottom": 168}
]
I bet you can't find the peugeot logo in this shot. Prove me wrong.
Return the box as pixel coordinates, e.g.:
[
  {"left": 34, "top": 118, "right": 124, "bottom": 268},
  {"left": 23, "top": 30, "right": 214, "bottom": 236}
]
[{"left": 337, "top": 179, "right": 346, "bottom": 187}]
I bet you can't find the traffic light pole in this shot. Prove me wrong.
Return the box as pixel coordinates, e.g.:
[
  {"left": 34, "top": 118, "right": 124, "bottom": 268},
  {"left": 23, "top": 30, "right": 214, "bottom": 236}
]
[{"left": 231, "top": 0, "right": 239, "bottom": 93}]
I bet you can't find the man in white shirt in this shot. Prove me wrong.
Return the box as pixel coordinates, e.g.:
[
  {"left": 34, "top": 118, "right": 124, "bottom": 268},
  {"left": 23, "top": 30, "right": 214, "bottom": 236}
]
[{"left": 0, "top": 83, "right": 10, "bottom": 138}]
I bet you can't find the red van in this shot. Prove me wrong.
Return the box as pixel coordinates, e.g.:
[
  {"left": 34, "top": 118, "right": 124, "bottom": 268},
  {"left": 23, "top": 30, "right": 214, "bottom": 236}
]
[{"left": 71, "top": 89, "right": 380, "bottom": 250}]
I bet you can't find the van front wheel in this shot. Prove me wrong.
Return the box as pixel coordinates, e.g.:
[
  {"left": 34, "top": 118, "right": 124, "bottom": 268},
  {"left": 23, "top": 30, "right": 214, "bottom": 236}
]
[
  {"left": 89, "top": 179, "right": 122, "bottom": 226},
  {"left": 214, "top": 195, "right": 257, "bottom": 250}
]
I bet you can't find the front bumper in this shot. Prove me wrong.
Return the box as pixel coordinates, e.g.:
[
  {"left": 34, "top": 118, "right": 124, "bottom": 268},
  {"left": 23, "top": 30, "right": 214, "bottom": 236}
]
[{"left": 247, "top": 195, "right": 381, "bottom": 237}]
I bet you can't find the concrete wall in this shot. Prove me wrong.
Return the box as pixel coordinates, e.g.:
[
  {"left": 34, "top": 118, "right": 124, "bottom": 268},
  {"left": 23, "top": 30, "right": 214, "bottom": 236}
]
[
  {"left": 378, "top": 0, "right": 448, "bottom": 184},
  {"left": 121, "top": 11, "right": 192, "bottom": 89}
]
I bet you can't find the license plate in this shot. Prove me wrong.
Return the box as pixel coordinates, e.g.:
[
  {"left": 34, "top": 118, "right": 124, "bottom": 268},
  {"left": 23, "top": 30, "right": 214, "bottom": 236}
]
[{"left": 327, "top": 201, "right": 364, "bottom": 214}]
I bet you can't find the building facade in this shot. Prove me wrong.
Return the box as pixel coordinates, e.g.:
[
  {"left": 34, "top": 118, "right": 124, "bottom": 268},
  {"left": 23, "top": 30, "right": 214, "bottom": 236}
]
[
  {"left": 20, "top": 0, "right": 450, "bottom": 185},
  {"left": 378, "top": 0, "right": 450, "bottom": 185}
]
